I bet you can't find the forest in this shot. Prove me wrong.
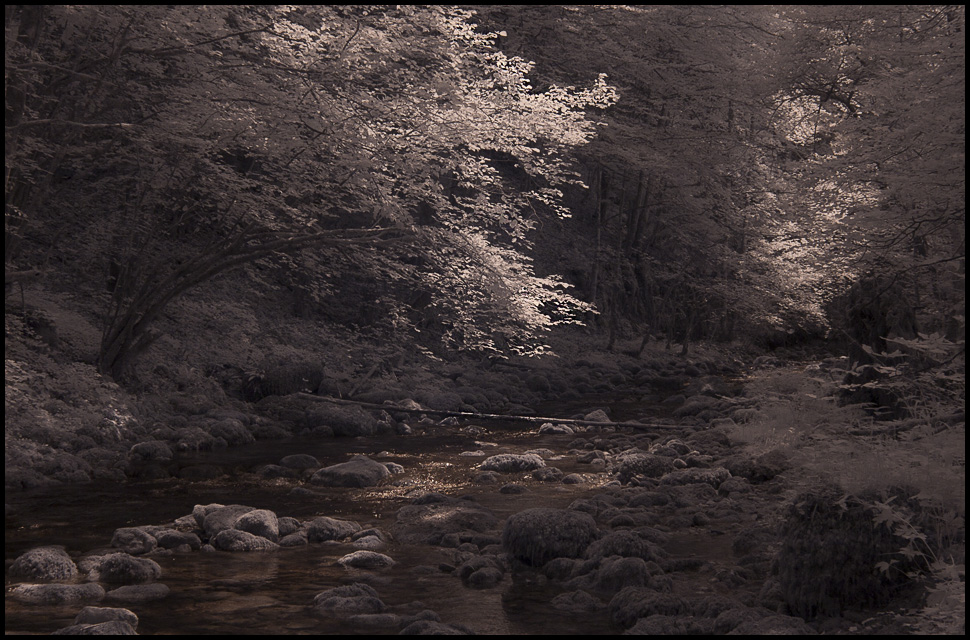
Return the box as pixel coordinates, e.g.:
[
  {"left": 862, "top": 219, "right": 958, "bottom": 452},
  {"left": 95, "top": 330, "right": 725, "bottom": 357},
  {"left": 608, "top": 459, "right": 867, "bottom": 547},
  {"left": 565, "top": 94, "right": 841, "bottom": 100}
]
[{"left": 5, "top": 5, "right": 965, "bottom": 636}]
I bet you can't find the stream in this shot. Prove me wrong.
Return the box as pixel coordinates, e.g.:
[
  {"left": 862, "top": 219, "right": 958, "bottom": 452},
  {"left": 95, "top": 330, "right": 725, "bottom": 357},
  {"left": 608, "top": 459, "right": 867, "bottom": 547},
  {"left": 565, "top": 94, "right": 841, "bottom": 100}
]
[{"left": 5, "top": 397, "right": 757, "bottom": 635}]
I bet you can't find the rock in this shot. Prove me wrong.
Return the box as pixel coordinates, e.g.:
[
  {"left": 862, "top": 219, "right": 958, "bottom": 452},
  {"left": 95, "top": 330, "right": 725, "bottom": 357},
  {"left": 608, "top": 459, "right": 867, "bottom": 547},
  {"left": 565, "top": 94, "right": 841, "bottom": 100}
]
[
  {"left": 278, "top": 516, "right": 303, "bottom": 537},
  {"left": 350, "top": 535, "right": 386, "bottom": 550},
  {"left": 305, "top": 404, "right": 383, "bottom": 437},
  {"left": 110, "top": 527, "right": 157, "bottom": 555},
  {"left": 51, "top": 621, "right": 138, "bottom": 635},
  {"left": 201, "top": 504, "right": 257, "bottom": 538},
  {"left": 309, "top": 583, "right": 386, "bottom": 618},
  {"left": 212, "top": 529, "right": 280, "bottom": 552},
  {"left": 307, "top": 516, "right": 362, "bottom": 542},
  {"left": 280, "top": 532, "right": 308, "bottom": 547},
  {"left": 103, "top": 583, "right": 170, "bottom": 603},
  {"left": 9, "top": 546, "right": 78, "bottom": 582},
  {"left": 502, "top": 508, "right": 598, "bottom": 566},
  {"left": 479, "top": 453, "right": 546, "bottom": 473},
  {"left": 585, "top": 530, "right": 664, "bottom": 563},
  {"left": 532, "top": 466, "right": 563, "bottom": 482},
  {"left": 91, "top": 553, "right": 162, "bottom": 584},
  {"left": 608, "top": 587, "right": 687, "bottom": 628},
  {"left": 586, "top": 555, "right": 653, "bottom": 592},
  {"left": 393, "top": 498, "right": 498, "bottom": 545},
  {"left": 724, "top": 450, "right": 790, "bottom": 483},
  {"left": 256, "top": 464, "right": 296, "bottom": 479},
  {"left": 465, "top": 566, "right": 503, "bottom": 589},
  {"left": 154, "top": 529, "right": 202, "bottom": 550},
  {"left": 583, "top": 409, "right": 611, "bottom": 423},
  {"left": 473, "top": 470, "right": 502, "bottom": 484},
  {"left": 538, "top": 423, "right": 574, "bottom": 435},
  {"left": 456, "top": 555, "right": 506, "bottom": 589},
  {"left": 616, "top": 453, "right": 675, "bottom": 482},
  {"left": 714, "top": 606, "right": 817, "bottom": 635},
  {"left": 192, "top": 503, "right": 224, "bottom": 527},
  {"left": 550, "top": 590, "right": 606, "bottom": 613},
  {"left": 662, "top": 394, "right": 686, "bottom": 407},
  {"left": 399, "top": 620, "right": 471, "bottom": 635},
  {"left": 673, "top": 395, "right": 718, "bottom": 417},
  {"left": 234, "top": 508, "right": 279, "bottom": 542},
  {"left": 309, "top": 455, "right": 390, "bottom": 488},
  {"left": 280, "top": 453, "right": 320, "bottom": 469},
  {"left": 717, "top": 476, "right": 752, "bottom": 496},
  {"left": 626, "top": 615, "right": 711, "bottom": 635},
  {"left": 730, "top": 614, "right": 816, "bottom": 634},
  {"left": 383, "top": 461, "right": 404, "bottom": 474},
  {"left": 172, "top": 426, "right": 221, "bottom": 452},
  {"left": 73, "top": 606, "right": 139, "bottom": 629},
  {"left": 207, "top": 418, "right": 254, "bottom": 446},
  {"left": 337, "top": 550, "right": 396, "bottom": 569},
  {"left": 659, "top": 467, "right": 731, "bottom": 488},
  {"left": 127, "top": 441, "right": 172, "bottom": 462},
  {"left": 10, "top": 583, "right": 105, "bottom": 606}
]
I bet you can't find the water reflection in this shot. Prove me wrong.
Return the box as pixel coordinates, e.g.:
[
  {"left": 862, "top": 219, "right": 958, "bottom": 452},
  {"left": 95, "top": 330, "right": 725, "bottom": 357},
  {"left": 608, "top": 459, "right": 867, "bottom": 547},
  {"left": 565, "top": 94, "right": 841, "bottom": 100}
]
[{"left": 5, "top": 420, "right": 630, "bottom": 635}]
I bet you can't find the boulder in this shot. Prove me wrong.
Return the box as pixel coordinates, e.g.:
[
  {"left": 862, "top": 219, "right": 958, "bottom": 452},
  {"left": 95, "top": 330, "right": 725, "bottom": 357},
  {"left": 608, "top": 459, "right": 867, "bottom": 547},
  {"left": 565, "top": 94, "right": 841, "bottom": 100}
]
[
  {"left": 110, "top": 527, "right": 157, "bottom": 555},
  {"left": 309, "top": 583, "right": 386, "bottom": 618},
  {"left": 583, "top": 409, "right": 611, "bottom": 423},
  {"left": 10, "top": 583, "right": 105, "bottom": 606},
  {"left": 309, "top": 456, "right": 390, "bottom": 488},
  {"left": 305, "top": 404, "right": 382, "bottom": 437},
  {"left": 233, "top": 509, "right": 279, "bottom": 542},
  {"left": 608, "top": 586, "right": 687, "bottom": 628},
  {"left": 585, "top": 530, "right": 664, "bottom": 564},
  {"left": 659, "top": 467, "right": 731, "bottom": 488},
  {"left": 212, "top": 529, "right": 280, "bottom": 552},
  {"left": 307, "top": 516, "right": 361, "bottom": 543},
  {"left": 9, "top": 546, "right": 78, "bottom": 582},
  {"left": 154, "top": 529, "right": 202, "bottom": 550},
  {"left": 201, "top": 504, "right": 257, "bottom": 538},
  {"left": 103, "top": 583, "right": 170, "bottom": 603},
  {"left": 91, "top": 553, "right": 162, "bottom": 584},
  {"left": 502, "top": 508, "right": 598, "bottom": 566},
  {"left": 280, "top": 453, "right": 320, "bottom": 469},
  {"left": 550, "top": 590, "right": 606, "bottom": 613},
  {"left": 73, "top": 606, "right": 139, "bottom": 629},
  {"left": 51, "top": 620, "right": 137, "bottom": 635},
  {"left": 336, "top": 550, "right": 396, "bottom": 569},
  {"left": 127, "top": 441, "right": 172, "bottom": 462},
  {"left": 479, "top": 453, "right": 546, "bottom": 473},
  {"left": 615, "top": 453, "right": 675, "bottom": 482}
]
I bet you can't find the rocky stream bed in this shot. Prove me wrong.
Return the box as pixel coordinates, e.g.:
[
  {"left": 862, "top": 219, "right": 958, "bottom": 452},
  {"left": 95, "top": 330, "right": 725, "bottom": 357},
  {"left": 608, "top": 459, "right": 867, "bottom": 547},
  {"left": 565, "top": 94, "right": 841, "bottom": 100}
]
[{"left": 5, "top": 359, "right": 941, "bottom": 635}]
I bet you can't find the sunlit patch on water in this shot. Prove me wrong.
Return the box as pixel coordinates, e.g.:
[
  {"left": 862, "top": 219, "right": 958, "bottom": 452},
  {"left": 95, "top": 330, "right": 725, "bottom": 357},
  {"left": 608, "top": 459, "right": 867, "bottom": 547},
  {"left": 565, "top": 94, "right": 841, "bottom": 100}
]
[{"left": 5, "top": 417, "right": 654, "bottom": 635}]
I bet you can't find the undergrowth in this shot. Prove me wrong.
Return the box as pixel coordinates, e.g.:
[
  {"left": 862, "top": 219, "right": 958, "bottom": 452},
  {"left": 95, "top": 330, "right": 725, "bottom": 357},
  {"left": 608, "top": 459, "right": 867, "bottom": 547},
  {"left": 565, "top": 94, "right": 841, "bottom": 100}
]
[{"left": 731, "top": 359, "right": 965, "bottom": 632}]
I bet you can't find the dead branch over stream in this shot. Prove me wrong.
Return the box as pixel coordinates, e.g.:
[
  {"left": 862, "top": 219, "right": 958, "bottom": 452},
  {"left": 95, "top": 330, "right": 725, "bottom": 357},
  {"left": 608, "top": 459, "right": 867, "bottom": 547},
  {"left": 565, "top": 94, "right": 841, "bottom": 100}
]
[{"left": 297, "top": 393, "right": 691, "bottom": 431}]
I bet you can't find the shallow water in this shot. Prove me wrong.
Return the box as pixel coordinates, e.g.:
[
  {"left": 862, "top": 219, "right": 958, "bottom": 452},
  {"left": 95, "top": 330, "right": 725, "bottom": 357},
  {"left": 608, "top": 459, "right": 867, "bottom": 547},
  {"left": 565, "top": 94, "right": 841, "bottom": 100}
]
[{"left": 6, "top": 412, "right": 648, "bottom": 635}]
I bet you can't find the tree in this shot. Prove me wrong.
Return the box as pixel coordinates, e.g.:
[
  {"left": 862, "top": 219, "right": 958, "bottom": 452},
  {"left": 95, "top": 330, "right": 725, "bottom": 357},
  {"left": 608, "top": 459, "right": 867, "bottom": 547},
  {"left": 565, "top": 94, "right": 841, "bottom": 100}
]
[
  {"left": 5, "top": 5, "right": 616, "bottom": 378},
  {"left": 477, "top": 5, "right": 801, "bottom": 348},
  {"left": 770, "top": 6, "right": 965, "bottom": 348}
]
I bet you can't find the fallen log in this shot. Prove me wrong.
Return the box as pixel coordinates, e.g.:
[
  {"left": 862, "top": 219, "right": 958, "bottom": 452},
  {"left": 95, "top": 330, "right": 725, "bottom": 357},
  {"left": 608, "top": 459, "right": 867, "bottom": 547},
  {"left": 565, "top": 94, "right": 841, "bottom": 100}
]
[{"left": 296, "top": 393, "right": 690, "bottom": 431}]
